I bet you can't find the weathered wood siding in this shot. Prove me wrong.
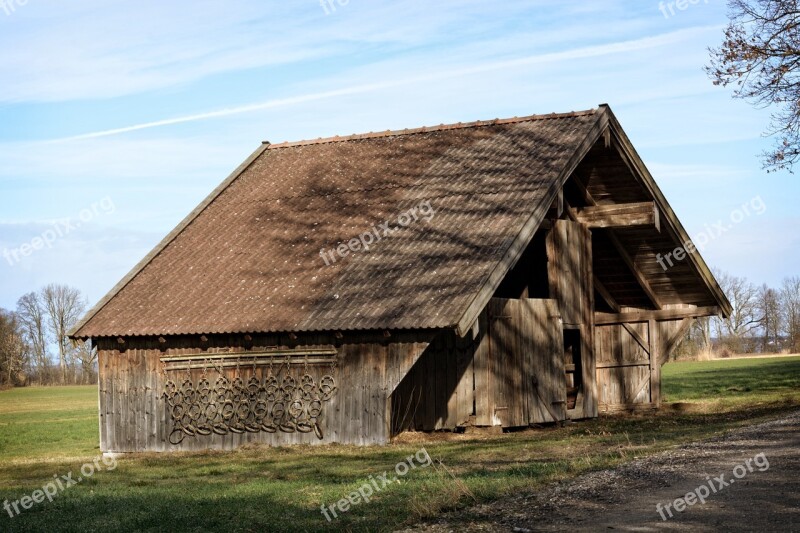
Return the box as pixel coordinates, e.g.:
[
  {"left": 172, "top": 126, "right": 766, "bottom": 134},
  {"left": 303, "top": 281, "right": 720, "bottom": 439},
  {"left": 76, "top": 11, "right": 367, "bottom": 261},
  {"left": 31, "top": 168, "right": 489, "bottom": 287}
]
[
  {"left": 547, "top": 219, "right": 597, "bottom": 418},
  {"left": 480, "top": 298, "right": 565, "bottom": 426},
  {"left": 594, "top": 316, "right": 694, "bottom": 412},
  {"left": 391, "top": 331, "right": 474, "bottom": 433},
  {"left": 393, "top": 298, "right": 570, "bottom": 432},
  {"left": 97, "top": 332, "right": 431, "bottom": 452},
  {"left": 595, "top": 322, "right": 653, "bottom": 409}
]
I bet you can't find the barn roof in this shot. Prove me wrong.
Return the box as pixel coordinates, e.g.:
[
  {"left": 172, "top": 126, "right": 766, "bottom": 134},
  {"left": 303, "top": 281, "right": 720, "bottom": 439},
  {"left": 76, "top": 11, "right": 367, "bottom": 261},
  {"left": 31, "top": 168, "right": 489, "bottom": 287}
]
[{"left": 70, "top": 105, "right": 730, "bottom": 339}]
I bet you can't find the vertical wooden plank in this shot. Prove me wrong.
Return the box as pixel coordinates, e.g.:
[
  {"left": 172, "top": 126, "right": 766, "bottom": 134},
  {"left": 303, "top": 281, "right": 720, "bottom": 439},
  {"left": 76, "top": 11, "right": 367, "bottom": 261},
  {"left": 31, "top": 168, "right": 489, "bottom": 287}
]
[
  {"left": 508, "top": 301, "right": 520, "bottom": 427},
  {"left": 453, "top": 334, "right": 473, "bottom": 425},
  {"left": 122, "top": 351, "right": 130, "bottom": 452},
  {"left": 98, "top": 350, "right": 108, "bottom": 453},
  {"left": 474, "top": 308, "right": 491, "bottom": 426},
  {"left": 108, "top": 350, "right": 116, "bottom": 453},
  {"left": 419, "top": 337, "right": 432, "bottom": 431},
  {"left": 649, "top": 319, "right": 661, "bottom": 407},
  {"left": 581, "top": 223, "right": 598, "bottom": 418},
  {"left": 443, "top": 334, "right": 458, "bottom": 429}
]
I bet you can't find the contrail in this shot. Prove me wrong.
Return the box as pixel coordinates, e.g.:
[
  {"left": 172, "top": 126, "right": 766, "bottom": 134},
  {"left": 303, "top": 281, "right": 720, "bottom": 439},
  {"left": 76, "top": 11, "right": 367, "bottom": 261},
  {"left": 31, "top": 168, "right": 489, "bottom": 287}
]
[{"left": 49, "top": 26, "right": 719, "bottom": 143}]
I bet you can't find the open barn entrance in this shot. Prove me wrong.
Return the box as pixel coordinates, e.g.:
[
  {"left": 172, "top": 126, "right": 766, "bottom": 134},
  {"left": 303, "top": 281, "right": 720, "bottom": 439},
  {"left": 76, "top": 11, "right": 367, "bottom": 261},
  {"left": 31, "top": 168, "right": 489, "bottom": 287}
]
[{"left": 563, "top": 329, "right": 582, "bottom": 410}]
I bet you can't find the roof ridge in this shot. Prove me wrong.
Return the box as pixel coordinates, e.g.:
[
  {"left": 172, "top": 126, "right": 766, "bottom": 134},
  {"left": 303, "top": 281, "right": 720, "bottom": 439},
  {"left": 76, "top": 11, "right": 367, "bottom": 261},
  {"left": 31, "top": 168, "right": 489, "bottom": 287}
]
[{"left": 267, "top": 108, "right": 598, "bottom": 149}]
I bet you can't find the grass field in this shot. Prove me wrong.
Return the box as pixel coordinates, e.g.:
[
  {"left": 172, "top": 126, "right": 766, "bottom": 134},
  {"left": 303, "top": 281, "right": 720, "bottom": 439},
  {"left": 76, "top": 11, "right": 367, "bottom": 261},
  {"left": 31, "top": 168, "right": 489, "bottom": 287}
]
[{"left": 0, "top": 356, "right": 798, "bottom": 532}]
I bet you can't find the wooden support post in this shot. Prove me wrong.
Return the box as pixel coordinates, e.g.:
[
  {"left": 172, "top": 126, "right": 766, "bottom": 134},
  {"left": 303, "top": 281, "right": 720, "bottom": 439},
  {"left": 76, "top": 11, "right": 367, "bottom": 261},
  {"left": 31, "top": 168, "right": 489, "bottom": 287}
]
[{"left": 649, "top": 319, "right": 661, "bottom": 407}]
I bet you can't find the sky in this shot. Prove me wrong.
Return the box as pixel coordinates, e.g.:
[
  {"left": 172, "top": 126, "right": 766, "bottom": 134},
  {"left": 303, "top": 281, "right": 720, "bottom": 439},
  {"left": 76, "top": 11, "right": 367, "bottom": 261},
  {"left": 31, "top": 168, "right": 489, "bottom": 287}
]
[{"left": 0, "top": 0, "right": 798, "bottom": 312}]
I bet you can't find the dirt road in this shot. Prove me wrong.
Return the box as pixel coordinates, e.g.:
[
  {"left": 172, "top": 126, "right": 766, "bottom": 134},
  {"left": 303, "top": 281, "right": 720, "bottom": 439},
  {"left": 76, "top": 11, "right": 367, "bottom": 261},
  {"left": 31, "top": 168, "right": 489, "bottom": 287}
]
[{"left": 402, "top": 410, "right": 800, "bottom": 532}]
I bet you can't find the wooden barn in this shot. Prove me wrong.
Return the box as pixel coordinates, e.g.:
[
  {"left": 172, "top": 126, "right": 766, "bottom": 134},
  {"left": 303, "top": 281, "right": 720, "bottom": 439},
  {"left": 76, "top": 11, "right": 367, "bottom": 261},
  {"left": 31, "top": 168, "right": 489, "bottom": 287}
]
[{"left": 69, "top": 105, "right": 731, "bottom": 453}]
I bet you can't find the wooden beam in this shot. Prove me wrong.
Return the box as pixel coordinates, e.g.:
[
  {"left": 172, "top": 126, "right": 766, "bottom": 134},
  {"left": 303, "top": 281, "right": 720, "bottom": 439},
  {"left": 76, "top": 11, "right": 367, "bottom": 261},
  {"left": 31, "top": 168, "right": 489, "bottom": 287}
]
[
  {"left": 659, "top": 317, "right": 694, "bottom": 366},
  {"left": 593, "top": 276, "right": 620, "bottom": 312},
  {"left": 556, "top": 188, "right": 564, "bottom": 217},
  {"left": 570, "top": 177, "right": 663, "bottom": 310},
  {"left": 623, "top": 324, "right": 650, "bottom": 355},
  {"left": 606, "top": 231, "right": 663, "bottom": 310},
  {"left": 595, "top": 306, "right": 721, "bottom": 325},
  {"left": 649, "top": 319, "right": 661, "bottom": 407},
  {"left": 572, "top": 202, "right": 659, "bottom": 230}
]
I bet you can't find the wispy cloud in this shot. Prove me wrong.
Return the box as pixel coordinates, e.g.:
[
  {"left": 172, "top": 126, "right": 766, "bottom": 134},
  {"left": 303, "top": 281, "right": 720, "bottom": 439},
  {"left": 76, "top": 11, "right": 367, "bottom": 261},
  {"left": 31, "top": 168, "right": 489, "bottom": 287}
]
[{"left": 48, "top": 26, "right": 718, "bottom": 142}]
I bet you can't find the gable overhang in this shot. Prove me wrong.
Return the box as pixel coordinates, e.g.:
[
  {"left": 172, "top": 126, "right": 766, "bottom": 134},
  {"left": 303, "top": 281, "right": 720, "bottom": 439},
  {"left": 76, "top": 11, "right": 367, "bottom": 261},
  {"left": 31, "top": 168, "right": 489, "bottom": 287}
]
[
  {"left": 452, "top": 107, "right": 612, "bottom": 337},
  {"left": 453, "top": 105, "right": 731, "bottom": 337},
  {"left": 601, "top": 107, "right": 732, "bottom": 318}
]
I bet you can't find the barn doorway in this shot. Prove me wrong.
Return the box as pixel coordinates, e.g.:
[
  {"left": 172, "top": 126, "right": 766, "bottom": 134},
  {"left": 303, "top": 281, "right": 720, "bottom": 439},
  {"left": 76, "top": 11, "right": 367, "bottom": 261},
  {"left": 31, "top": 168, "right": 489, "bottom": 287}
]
[
  {"left": 479, "top": 298, "right": 566, "bottom": 427},
  {"left": 563, "top": 328, "right": 582, "bottom": 410}
]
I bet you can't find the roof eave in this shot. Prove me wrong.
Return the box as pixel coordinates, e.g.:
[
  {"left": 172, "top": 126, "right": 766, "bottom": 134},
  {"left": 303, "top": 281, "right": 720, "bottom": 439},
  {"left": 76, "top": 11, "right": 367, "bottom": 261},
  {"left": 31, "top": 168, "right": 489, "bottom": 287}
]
[
  {"left": 453, "top": 106, "right": 611, "bottom": 337},
  {"left": 68, "top": 142, "right": 272, "bottom": 339},
  {"left": 602, "top": 108, "right": 733, "bottom": 318}
]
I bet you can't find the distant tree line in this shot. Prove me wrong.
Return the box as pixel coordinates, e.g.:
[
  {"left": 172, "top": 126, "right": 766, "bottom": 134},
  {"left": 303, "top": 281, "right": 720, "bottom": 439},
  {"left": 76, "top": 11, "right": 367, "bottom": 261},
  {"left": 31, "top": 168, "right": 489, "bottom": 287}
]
[
  {"left": 0, "top": 284, "right": 95, "bottom": 386},
  {"left": 2, "top": 272, "right": 796, "bottom": 384},
  {"left": 678, "top": 271, "right": 800, "bottom": 359}
]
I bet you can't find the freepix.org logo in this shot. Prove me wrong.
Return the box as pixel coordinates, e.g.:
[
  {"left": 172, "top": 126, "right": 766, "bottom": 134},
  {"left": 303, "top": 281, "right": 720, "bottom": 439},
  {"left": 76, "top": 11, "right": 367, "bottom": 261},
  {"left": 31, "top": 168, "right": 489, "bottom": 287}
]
[
  {"left": 318, "top": 200, "right": 435, "bottom": 267},
  {"left": 1, "top": 0, "right": 29, "bottom": 17}
]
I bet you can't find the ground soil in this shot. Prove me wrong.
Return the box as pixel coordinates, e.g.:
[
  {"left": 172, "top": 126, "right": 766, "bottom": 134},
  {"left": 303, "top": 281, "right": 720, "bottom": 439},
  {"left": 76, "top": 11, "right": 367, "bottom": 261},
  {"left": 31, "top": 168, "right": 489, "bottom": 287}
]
[{"left": 399, "top": 410, "right": 800, "bottom": 532}]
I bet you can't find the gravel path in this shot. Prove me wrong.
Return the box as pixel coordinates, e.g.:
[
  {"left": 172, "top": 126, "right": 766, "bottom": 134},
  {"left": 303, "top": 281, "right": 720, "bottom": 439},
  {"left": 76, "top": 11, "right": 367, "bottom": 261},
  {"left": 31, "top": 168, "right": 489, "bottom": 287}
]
[{"left": 399, "top": 410, "right": 800, "bottom": 532}]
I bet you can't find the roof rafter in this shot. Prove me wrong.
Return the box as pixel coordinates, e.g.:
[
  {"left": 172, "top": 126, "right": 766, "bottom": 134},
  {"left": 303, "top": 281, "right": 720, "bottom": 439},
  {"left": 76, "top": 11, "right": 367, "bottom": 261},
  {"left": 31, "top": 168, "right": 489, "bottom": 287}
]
[{"left": 570, "top": 174, "right": 664, "bottom": 310}]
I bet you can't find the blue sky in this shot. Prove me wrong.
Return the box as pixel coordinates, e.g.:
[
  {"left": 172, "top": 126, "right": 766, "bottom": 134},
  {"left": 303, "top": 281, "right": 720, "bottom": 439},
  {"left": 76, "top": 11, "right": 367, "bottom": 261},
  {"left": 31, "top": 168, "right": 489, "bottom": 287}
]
[{"left": 0, "top": 0, "right": 798, "bottom": 311}]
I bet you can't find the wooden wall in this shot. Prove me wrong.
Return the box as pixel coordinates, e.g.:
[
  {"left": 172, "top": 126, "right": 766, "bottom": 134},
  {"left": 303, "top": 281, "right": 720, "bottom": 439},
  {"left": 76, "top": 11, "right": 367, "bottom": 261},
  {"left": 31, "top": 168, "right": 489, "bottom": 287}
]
[
  {"left": 96, "top": 332, "right": 431, "bottom": 452},
  {"left": 392, "top": 298, "right": 573, "bottom": 433},
  {"left": 480, "top": 299, "right": 565, "bottom": 426},
  {"left": 547, "top": 220, "right": 598, "bottom": 418},
  {"left": 594, "top": 316, "right": 694, "bottom": 412},
  {"left": 391, "top": 331, "right": 474, "bottom": 433}
]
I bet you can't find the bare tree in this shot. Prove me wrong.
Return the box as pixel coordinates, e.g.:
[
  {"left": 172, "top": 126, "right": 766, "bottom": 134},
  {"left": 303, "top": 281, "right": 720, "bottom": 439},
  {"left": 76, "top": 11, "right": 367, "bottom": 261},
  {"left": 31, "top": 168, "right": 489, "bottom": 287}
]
[
  {"left": 707, "top": 0, "right": 800, "bottom": 171},
  {"left": 714, "top": 271, "right": 761, "bottom": 351},
  {"left": 782, "top": 276, "right": 800, "bottom": 352},
  {"left": 73, "top": 340, "right": 97, "bottom": 384},
  {"left": 691, "top": 316, "right": 715, "bottom": 356},
  {"left": 16, "top": 292, "right": 50, "bottom": 382},
  {"left": 0, "top": 309, "right": 29, "bottom": 385},
  {"left": 756, "top": 283, "right": 782, "bottom": 352},
  {"left": 41, "top": 284, "right": 86, "bottom": 385}
]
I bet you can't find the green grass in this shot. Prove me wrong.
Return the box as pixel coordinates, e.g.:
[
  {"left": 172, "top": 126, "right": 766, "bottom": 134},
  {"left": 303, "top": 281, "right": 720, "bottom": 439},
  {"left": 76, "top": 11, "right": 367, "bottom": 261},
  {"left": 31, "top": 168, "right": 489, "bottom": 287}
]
[
  {"left": 663, "top": 355, "right": 800, "bottom": 404},
  {"left": 0, "top": 356, "right": 798, "bottom": 532},
  {"left": 0, "top": 386, "right": 99, "bottom": 461}
]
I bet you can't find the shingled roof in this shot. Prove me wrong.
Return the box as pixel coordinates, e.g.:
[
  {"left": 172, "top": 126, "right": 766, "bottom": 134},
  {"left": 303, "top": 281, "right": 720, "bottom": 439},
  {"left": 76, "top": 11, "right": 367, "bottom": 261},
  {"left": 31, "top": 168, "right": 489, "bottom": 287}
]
[{"left": 70, "top": 105, "right": 723, "bottom": 339}]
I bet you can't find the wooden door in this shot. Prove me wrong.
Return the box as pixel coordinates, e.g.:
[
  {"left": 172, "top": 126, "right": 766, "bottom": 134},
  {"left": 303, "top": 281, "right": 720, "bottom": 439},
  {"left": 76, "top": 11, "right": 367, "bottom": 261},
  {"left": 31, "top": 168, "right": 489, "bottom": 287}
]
[{"left": 484, "top": 298, "right": 565, "bottom": 427}]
